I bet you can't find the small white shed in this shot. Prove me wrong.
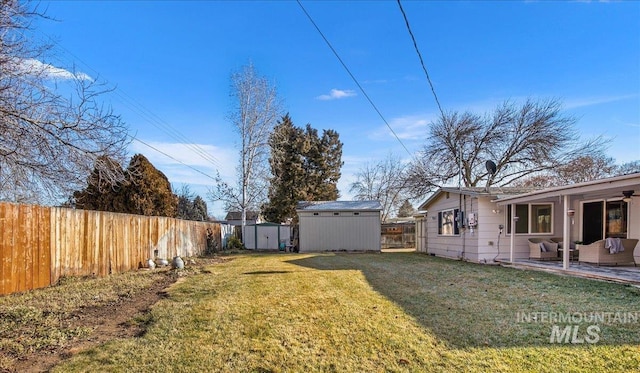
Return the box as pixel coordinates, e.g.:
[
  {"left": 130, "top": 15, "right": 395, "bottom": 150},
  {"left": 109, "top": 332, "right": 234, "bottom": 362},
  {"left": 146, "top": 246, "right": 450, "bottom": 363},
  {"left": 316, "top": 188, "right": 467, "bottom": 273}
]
[
  {"left": 243, "top": 223, "right": 291, "bottom": 250},
  {"left": 296, "top": 200, "right": 382, "bottom": 252}
]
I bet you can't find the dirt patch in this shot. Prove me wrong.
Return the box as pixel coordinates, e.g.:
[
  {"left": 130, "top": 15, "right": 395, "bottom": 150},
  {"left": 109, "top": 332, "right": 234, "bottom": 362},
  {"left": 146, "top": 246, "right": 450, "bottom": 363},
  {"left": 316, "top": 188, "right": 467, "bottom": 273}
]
[{"left": 5, "top": 257, "right": 227, "bottom": 373}]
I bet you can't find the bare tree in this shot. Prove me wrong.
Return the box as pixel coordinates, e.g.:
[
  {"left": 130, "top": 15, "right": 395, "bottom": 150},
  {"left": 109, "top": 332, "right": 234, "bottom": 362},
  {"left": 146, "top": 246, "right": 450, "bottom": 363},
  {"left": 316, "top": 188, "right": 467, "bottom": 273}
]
[
  {"left": 615, "top": 160, "right": 640, "bottom": 176},
  {"left": 209, "top": 63, "right": 282, "bottom": 228},
  {"left": 407, "top": 98, "right": 607, "bottom": 190},
  {"left": 0, "top": 1, "right": 129, "bottom": 203},
  {"left": 350, "top": 153, "right": 409, "bottom": 221},
  {"left": 513, "top": 154, "right": 633, "bottom": 188}
]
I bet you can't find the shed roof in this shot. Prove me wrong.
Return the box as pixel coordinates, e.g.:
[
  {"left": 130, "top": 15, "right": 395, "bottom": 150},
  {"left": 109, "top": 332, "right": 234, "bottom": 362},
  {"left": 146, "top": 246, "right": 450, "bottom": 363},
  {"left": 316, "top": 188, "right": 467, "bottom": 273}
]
[
  {"left": 224, "top": 211, "right": 259, "bottom": 221},
  {"left": 296, "top": 200, "right": 383, "bottom": 211},
  {"left": 419, "top": 187, "right": 537, "bottom": 210},
  {"left": 495, "top": 172, "right": 640, "bottom": 205}
]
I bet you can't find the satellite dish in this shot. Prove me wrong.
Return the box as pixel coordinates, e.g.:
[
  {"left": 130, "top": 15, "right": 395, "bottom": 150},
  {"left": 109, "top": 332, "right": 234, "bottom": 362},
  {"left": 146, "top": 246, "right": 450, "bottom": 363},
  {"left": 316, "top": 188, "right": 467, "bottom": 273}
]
[{"left": 485, "top": 160, "right": 497, "bottom": 175}]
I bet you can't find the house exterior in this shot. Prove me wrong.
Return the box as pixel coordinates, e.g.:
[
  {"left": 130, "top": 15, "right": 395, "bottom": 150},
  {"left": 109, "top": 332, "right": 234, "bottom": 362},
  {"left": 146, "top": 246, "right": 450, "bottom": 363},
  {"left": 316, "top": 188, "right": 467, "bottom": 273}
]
[
  {"left": 415, "top": 187, "right": 534, "bottom": 263},
  {"left": 495, "top": 173, "right": 640, "bottom": 269},
  {"left": 416, "top": 173, "right": 640, "bottom": 268},
  {"left": 296, "top": 200, "right": 382, "bottom": 252},
  {"left": 224, "top": 211, "right": 260, "bottom": 226}
]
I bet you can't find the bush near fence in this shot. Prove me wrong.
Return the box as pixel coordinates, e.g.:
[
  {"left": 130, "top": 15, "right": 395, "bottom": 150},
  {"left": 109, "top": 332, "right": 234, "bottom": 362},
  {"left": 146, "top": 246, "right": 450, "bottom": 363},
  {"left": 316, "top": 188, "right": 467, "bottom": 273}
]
[{"left": 0, "top": 202, "right": 221, "bottom": 295}]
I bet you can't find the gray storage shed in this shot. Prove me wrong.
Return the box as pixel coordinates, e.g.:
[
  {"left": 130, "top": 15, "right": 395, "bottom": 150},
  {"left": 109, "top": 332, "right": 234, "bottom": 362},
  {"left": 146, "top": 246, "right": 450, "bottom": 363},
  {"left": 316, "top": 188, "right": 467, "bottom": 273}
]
[
  {"left": 296, "top": 200, "right": 382, "bottom": 252},
  {"left": 243, "top": 223, "right": 291, "bottom": 250}
]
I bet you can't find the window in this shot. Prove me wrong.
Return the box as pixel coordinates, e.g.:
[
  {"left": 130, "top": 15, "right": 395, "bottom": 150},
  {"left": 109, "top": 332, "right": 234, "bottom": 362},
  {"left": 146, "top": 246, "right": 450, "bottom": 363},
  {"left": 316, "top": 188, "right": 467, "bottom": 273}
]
[
  {"left": 438, "top": 208, "right": 459, "bottom": 236},
  {"left": 531, "top": 205, "right": 552, "bottom": 233},
  {"left": 507, "top": 204, "right": 553, "bottom": 234},
  {"left": 605, "top": 201, "right": 627, "bottom": 238}
]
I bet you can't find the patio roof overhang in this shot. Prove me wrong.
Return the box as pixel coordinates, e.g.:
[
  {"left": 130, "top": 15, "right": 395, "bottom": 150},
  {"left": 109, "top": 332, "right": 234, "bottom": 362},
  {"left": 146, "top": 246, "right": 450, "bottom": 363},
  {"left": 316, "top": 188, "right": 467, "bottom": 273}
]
[
  {"left": 492, "top": 172, "right": 640, "bottom": 270},
  {"left": 495, "top": 173, "right": 640, "bottom": 205}
]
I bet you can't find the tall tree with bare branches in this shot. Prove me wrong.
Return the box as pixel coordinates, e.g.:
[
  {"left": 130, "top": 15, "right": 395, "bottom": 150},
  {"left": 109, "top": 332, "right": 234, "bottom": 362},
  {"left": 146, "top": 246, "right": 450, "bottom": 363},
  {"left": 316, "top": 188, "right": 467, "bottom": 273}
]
[
  {"left": 209, "top": 63, "right": 283, "bottom": 228},
  {"left": 350, "top": 153, "right": 409, "bottom": 222},
  {"left": 407, "top": 98, "right": 606, "bottom": 191},
  {"left": 0, "top": 1, "right": 130, "bottom": 203}
]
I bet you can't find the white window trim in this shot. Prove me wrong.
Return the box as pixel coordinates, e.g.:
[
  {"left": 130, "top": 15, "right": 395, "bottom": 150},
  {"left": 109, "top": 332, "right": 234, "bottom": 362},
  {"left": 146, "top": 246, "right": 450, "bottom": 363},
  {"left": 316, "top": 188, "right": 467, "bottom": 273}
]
[
  {"left": 438, "top": 208, "right": 459, "bottom": 236},
  {"left": 579, "top": 198, "right": 630, "bottom": 241},
  {"left": 506, "top": 203, "right": 554, "bottom": 236}
]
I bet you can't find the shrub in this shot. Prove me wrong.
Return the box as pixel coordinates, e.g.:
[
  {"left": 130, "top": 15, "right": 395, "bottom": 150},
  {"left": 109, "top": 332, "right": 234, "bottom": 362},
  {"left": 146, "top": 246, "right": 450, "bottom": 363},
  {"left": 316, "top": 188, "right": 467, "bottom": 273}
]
[{"left": 226, "top": 236, "right": 244, "bottom": 251}]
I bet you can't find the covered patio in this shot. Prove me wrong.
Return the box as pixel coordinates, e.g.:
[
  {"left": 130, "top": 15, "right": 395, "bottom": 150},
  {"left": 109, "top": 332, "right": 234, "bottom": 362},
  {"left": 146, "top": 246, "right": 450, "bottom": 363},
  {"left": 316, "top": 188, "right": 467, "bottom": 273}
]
[
  {"left": 504, "top": 259, "right": 640, "bottom": 285},
  {"left": 495, "top": 173, "right": 640, "bottom": 279}
]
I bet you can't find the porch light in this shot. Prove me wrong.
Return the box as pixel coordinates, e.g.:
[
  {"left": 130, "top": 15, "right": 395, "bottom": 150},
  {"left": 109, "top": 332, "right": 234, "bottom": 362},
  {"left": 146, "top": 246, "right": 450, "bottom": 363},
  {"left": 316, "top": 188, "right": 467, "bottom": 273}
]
[
  {"left": 567, "top": 208, "right": 575, "bottom": 225},
  {"left": 622, "top": 190, "right": 634, "bottom": 203}
]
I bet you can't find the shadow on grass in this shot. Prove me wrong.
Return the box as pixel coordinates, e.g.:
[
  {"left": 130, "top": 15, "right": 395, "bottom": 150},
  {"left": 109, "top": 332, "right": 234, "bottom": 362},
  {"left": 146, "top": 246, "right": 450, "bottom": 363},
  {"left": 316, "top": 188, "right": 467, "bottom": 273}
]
[
  {"left": 287, "top": 253, "right": 640, "bottom": 349},
  {"left": 243, "top": 270, "right": 293, "bottom": 275}
]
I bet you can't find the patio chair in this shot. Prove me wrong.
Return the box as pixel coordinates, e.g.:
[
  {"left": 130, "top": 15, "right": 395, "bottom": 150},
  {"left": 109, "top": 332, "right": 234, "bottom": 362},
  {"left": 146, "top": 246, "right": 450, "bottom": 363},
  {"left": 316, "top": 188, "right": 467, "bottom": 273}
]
[
  {"left": 578, "top": 239, "right": 638, "bottom": 266},
  {"left": 528, "top": 238, "right": 559, "bottom": 260},
  {"left": 549, "top": 237, "right": 576, "bottom": 249}
]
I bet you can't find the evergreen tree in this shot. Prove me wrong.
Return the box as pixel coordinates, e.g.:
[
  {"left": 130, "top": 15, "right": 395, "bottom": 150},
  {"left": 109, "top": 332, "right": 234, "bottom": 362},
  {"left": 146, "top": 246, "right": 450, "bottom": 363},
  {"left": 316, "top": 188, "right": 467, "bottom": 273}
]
[
  {"left": 74, "top": 156, "right": 127, "bottom": 212},
  {"left": 73, "top": 154, "right": 178, "bottom": 217},
  {"left": 317, "top": 129, "right": 343, "bottom": 200},
  {"left": 192, "top": 196, "right": 209, "bottom": 221},
  {"left": 397, "top": 200, "right": 415, "bottom": 218},
  {"left": 262, "top": 114, "right": 306, "bottom": 222},
  {"left": 125, "top": 154, "right": 177, "bottom": 217},
  {"left": 262, "top": 115, "right": 343, "bottom": 223},
  {"left": 176, "top": 185, "right": 208, "bottom": 221}
]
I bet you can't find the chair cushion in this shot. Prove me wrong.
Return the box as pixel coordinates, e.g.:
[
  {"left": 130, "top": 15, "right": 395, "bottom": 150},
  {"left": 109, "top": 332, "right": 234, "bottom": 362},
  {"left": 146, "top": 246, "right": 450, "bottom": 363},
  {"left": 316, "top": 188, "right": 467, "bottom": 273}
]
[{"left": 539, "top": 242, "right": 548, "bottom": 252}]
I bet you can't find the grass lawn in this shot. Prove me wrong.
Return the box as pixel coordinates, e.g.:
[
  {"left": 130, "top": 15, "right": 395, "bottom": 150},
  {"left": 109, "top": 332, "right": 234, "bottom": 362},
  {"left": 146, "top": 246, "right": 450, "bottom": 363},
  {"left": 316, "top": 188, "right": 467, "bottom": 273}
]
[{"left": 43, "top": 253, "right": 640, "bottom": 371}]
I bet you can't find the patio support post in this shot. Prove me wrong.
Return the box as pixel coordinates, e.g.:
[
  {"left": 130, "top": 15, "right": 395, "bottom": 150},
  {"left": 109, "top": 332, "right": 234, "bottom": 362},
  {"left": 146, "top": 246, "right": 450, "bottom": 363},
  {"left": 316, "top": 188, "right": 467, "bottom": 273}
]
[
  {"left": 509, "top": 203, "right": 515, "bottom": 263},
  {"left": 563, "top": 194, "right": 570, "bottom": 270}
]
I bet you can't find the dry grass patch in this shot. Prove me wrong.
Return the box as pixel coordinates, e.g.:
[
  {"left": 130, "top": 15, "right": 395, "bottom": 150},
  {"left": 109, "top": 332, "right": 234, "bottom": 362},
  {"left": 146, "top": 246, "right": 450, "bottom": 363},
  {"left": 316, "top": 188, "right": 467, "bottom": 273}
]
[
  {"left": 51, "top": 253, "right": 640, "bottom": 372},
  {"left": 0, "top": 267, "right": 182, "bottom": 371}
]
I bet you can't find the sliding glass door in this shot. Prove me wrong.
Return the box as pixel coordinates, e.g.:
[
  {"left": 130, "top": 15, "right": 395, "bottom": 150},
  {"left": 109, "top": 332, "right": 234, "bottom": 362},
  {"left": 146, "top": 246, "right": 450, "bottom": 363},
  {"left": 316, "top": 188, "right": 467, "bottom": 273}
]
[
  {"left": 581, "top": 200, "right": 628, "bottom": 244},
  {"left": 583, "top": 202, "right": 603, "bottom": 245}
]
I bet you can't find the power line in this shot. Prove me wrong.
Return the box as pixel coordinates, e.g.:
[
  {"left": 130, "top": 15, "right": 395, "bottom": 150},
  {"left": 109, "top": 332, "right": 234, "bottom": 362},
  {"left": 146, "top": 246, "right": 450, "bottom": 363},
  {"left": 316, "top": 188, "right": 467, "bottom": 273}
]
[
  {"left": 36, "top": 31, "right": 223, "bottom": 171},
  {"left": 296, "top": 0, "right": 413, "bottom": 157},
  {"left": 397, "top": 0, "right": 446, "bottom": 119},
  {"left": 129, "top": 135, "right": 218, "bottom": 182}
]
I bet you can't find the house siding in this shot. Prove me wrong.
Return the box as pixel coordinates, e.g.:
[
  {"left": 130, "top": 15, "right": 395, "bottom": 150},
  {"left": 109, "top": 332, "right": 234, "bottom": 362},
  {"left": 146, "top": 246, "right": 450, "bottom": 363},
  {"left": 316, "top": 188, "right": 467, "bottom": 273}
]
[
  {"left": 298, "top": 210, "right": 381, "bottom": 252},
  {"left": 474, "top": 197, "right": 507, "bottom": 263},
  {"left": 420, "top": 191, "right": 544, "bottom": 263}
]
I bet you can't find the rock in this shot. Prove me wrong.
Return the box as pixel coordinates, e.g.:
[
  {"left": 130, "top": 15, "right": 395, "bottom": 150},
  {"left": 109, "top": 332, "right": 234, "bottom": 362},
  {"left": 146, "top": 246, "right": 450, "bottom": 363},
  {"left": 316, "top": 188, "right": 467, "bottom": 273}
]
[
  {"left": 147, "top": 258, "right": 156, "bottom": 269},
  {"left": 172, "top": 256, "right": 184, "bottom": 269}
]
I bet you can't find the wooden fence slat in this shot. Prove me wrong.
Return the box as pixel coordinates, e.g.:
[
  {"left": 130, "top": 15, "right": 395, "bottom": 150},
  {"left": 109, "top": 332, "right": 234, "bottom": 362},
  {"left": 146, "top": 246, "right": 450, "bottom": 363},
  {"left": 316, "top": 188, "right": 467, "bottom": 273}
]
[
  {"left": 0, "top": 202, "right": 221, "bottom": 295},
  {"left": 37, "top": 207, "right": 51, "bottom": 289},
  {"left": 0, "top": 204, "right": 10, "bottom": 295}
]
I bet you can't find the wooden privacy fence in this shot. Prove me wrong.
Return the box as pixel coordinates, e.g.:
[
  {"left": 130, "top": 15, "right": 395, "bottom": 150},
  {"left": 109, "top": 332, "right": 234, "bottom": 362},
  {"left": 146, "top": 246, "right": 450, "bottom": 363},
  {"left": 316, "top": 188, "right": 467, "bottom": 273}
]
[{"left": 0, "top": 202, "right": 221, "bottom": 296}]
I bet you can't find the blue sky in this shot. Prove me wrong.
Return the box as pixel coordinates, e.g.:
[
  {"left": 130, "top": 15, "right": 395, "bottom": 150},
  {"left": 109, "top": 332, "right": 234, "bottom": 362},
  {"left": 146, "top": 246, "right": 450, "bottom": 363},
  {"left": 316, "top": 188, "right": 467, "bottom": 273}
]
[{"left": 34, "top": 1, "right": 639, "bottom": 218}]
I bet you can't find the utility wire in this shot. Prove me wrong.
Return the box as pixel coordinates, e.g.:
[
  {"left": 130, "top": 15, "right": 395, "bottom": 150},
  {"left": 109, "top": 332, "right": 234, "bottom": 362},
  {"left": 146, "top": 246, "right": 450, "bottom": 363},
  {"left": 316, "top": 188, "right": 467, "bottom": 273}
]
[
  {"left": 35, "top": 39, "right": 222, "bottom": 185},
  {"left": 36, "top": 31, "right": 222, "bottom": 171},
  {"left": 129, "top": 135, "right": 218, "bottom": 182},
  {"left": 397, "top": 0, "right": 445, "bottom": 119},
  {"left": 296, "top": 0, "right": 412, "bottom": 157}
]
